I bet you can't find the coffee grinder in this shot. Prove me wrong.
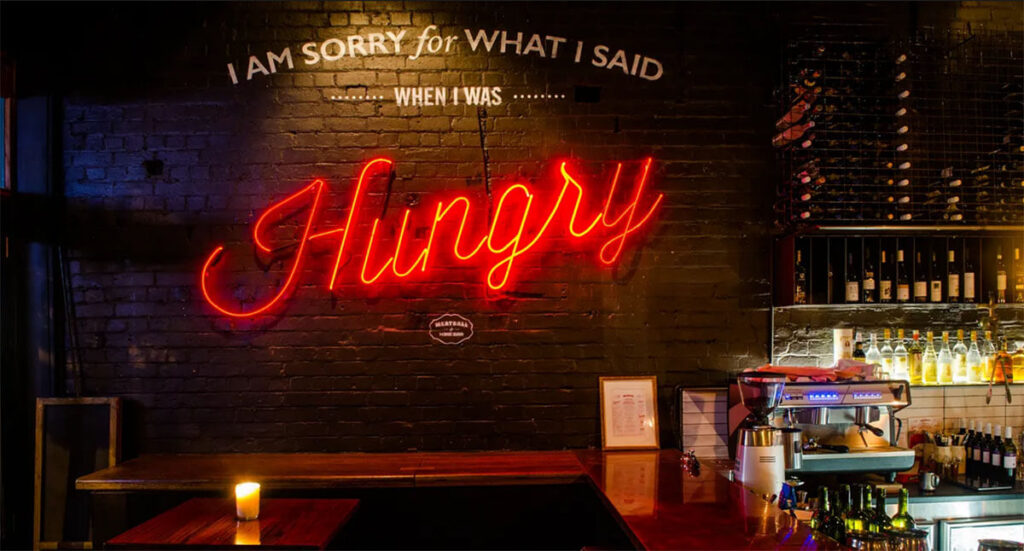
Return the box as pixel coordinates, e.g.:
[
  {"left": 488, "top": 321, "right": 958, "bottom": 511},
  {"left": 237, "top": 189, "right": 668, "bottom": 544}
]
[{"left": 733, "top": 372, "right": 787, "bottom": 498}]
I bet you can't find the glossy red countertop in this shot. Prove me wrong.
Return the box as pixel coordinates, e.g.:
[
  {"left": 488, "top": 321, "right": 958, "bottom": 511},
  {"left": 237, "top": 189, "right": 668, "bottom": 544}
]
[{"left": 576, "top": 450, "right": 842, "bottom": 551}]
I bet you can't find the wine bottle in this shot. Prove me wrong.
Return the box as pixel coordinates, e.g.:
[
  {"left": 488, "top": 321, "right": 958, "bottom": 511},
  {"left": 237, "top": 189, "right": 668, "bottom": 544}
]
[
  {"left": 845, "top": 484, "right": 867, "bottom": 532},
  {"left": 973, "top": 419, "right": 986, "bottom": 479},
  {"left": 819, "top": 487, "right": 846, "bottom": 542},
  {"left": 1002, "top": 426, "right": 1018, "bottom": 486},
  {"left": 996, "top": 246, "right": 1007, "bottom": 303},
  {"left": 991, "top": 424, "right": 1004, "bottom": 483},
  {"left": 914, "top": 251, "right": 928, "bottom": 303},
  {"left": 981, "top": 423, "right": 994, "bottom": 481},
  {"left": 908, "top": 330, "right": 923, "bottom": 385},
  {"left": 897, "top": 250, "right": 911, "bottom": 302},
  {"left": 964, "top": 248, "right": 976, "bottom": 303},
  {"left": 938, "top": 331, "right": 953, "bottom": 385},
  {"left": 862, "top": 485, "right": 879, "bottom": 533},
  {"left": 795, "top": 249, "right": 808, "bottom": 305},
  {"left": 953, "top": 329, "right": 969, "bottom": 384},
  {"left": 890, "top": 488, "right": 915, "bottom": 530},
  {"left": 773, "top": 120, "right": 816, "bottom": 148},
  {"left": 965, "top": 419, "right": 977, "bottom": 478},
  {"left": 863, "top": 248, "right": 876, "bottom": 303},
  {"left": 967, "top": 331, "right": 983, "bottom": 384},
  {"left": 947, "top": 249, "right": 960, "bottom": 303},
  {"left": 880, "top": 329, "right": 894, "bottom": 379},
  {"left": 846, "top": 252, "right": 860, "bottom": 303},
  {"left": 893, "top": 329, "right": 910, "bottom": 381},
  {"left": 1014, "top": 248, "right": 1024, "bottom": 303},
  {"left": 873, "top": 488, "right": 891, "bottom": 532},
  {"left": 879, "top": 250, "right": 893, "bottom": 303},
  {"left": 930, "top": 250, "right": 943, "bottom": 303},
  {"left": 922, "top": 331, "right": 937, "bottom": 385},
  {"left": 853, "top": 333, "right": 866, "bottom": 361}
]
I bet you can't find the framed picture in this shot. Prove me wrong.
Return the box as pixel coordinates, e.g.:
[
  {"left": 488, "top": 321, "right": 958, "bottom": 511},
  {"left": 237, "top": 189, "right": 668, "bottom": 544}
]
[{"left": 599, "top": 376, "right": 660, "bottom": 450}]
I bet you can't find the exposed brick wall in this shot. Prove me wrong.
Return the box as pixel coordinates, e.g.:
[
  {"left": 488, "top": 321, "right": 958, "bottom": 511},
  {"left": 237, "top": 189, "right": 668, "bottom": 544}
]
[{"left": 24, "top": 1, "right": 1013, "bottom": 453}]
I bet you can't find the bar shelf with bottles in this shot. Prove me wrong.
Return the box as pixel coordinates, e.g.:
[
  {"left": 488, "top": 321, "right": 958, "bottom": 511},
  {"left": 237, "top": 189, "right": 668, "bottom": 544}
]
[{"left": 775, "top": 233, "right": 1024, "bottom": 307}]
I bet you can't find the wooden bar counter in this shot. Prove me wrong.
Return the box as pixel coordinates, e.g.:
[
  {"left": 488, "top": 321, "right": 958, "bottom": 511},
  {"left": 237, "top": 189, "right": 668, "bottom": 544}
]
[{"left": 78, "top": 450, "right": 839, "bottom": 550}]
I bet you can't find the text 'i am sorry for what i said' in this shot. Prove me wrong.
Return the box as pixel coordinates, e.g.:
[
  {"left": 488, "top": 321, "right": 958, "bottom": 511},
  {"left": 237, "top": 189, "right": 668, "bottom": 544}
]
[{"left": 226, "top": 26, "right": 664, "bottom": 85}]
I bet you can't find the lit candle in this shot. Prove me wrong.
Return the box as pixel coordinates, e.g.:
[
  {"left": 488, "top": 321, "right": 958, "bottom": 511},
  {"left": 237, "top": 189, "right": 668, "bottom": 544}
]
[{"left": 234, "top": 482, "right": 260, "bottom": 521}]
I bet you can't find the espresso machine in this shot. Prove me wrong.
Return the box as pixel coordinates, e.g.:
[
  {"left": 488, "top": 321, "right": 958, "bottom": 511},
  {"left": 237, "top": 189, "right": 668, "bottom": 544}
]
[
  {"left": 730, "top": 379, "right": 914, "bottom": 479},
  {"left": 733, "top": 372, "right": 788, "bottom": 497}
]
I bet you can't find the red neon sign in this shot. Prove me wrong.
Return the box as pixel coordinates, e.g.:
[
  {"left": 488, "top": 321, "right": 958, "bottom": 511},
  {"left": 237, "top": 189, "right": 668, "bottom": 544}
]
[{"left": 200, "top": 158, "right": 663, "bottom": 318}]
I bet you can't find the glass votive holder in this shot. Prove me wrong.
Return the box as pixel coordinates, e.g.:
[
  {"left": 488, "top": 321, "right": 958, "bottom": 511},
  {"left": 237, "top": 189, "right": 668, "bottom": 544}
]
[{"left": 234, "top": 482, "right": 260, "bottom": 521}]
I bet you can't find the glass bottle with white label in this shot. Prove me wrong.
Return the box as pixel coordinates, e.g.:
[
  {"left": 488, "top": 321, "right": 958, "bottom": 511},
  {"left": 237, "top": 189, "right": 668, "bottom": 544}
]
[
  {"left": 1002, "top": 426, "right": 1017, "bottom": 485},
  {"left": 967, "top": 331, "right": 983, "bottom": 383},
  {"left": 953, "top": 329, "right": 969, "bottom": 383},
  {"left": 846, "top": 253, "right": 860, "bottom": 303},
  {"left": 922, "top": 331, "right": 937, "bottom": 385},
  {"left": 963, "top": 247, "right": 976, "bottom": 303},
  {"left": 914, "top": 251, "right": 928, "bottom": 303},
  {"left": 880, "top": 329, "right": 894, "bottom": 379},
  {"left": 862, "top": 248, "right": 876, "bottom": 303},
  {"left": 947, "top": 249, "right": 960, "bottom": 303},
  {"left": 929, "top": 250, "right": 943, "bottom": 302},
  {"left": 937, "top": 331, "right": 953, "bottom": 385},
  {"left": 896, "top": 250, "right": 910, "bottom": 303},
  {"left": 879, "top": 249, "right": 893, "bottom": 303},
  {"left": 893, "top": 329, "right": 909, "bottom": 381}
]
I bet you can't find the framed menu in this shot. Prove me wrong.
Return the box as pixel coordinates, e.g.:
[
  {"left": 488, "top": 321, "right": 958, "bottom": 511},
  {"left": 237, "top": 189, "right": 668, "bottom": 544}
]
[{"left": 599, "top": 376, "right": 660, "bottom": 450}]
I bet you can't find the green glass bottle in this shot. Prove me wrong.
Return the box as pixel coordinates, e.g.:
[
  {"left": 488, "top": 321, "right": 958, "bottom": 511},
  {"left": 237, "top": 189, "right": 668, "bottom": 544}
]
[
  {"left": 845, "top": 484, "right": 867, "bottom": 532},
  {"left": 873, "top": 487, "right": 892, "bottom": 532},
  {"left": 818, "top": 487, "right": 846, "bottom": 543},
  {"left": 862, "top": 485, "right": 879, "bottom": 532},
  {"left": 890, "top": 488, "right": 915, "bottom": 531}
]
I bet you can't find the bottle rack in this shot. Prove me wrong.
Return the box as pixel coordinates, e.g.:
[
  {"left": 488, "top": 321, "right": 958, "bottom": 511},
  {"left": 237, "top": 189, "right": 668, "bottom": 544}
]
[
  {"left": 775, "top": 231, "right": 1024, "bottom": 307},
  {"left": 773, "top": 29, "right": 1024, "bottom": 229}
]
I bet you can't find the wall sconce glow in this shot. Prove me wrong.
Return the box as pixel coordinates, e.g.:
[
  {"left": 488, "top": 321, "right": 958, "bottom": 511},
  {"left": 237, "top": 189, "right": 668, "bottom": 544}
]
[
  {"left": 200, "top": 157, "right": 663, "bottom": 318},
  {"left": 234, "top": 482, "right": 260, "bottom": 521}
]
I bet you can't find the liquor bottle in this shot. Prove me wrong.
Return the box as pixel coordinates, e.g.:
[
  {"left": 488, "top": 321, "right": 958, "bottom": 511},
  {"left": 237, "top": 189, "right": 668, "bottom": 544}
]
[
  {"left": 983, "top": 331, "right": 997, "bottom": 383},
  {"left": 819, "top": 487, "right": 846, "bottom": 542},
  {"left": 947, "top": 249, "right": 960, "bottom": 303},
  {"left": 873, "top": 488, "right": 891, "bottom": 532},
  {"left": 967, "top": 331, "right": 983, "bottom": 384},
  {"left": 914, "top": 251, "right": 928, "bottom": 303},
  {"left": 893, "top": 329, "right": 910, "bottom": 381},
  {"left": 863, "top": 248, "right": 876, "bottom": 303},
  {"left": 991, "top": 424, "right": 1004, "bottom": 483},
  {"left": 1013, "top": 343, "right": 1024, "bottom": 383},
  {"left": 981, "top": 423, "right": 994, "bottom": 480},
  {"left": 964, "top": 248, "right": 976, "bottom": 303},
  {"left": 1002, "top": 426, "right": 1018, "bottom": 485},
  {"left": 795, "top": 249, "right": 808, "bottom": 305},
  {"left": 890, "top": 488, "right": 915, "bottom": 530},
  {"left": 845, "top": 485, "right": 868, "bottom": 532},
  {"left": 965, "top": 419, "right": 977, "bottom": 478},
  {"left": 853, "top": 333, "right": 866, "bottom": 361},
  {"left": 837, "top": 484, "right": 852, "bottom": 527},
  {"left": 908, "top": 330, "right": 923, "bottom": 385},
  {"left": 1014, "top": 248, "right": 1024, "bottom": 303},
  {"left": 877, "top": 249, "right": 892, "bottom": 303},
  {"left": 922, "top": 331, "right": 938, "bottom": 385},
  {"left": 953, "top": 329, "right": 969, "bottom": 384},
  {"left": 866, "top": 333, "right": 882, "bottom": 372},
  {"left": 996, "top": 246, "right": 1007, "bottom": 303},
  {"left": 897, "top": 249, "right": 911, "bottom": 302},
  {"left": 846, "top": 253, "right": 860, "bottom": 303},
  {"left": 994, "top": 341, "right": 1013, "bottom": 384},
  {"left": 930, "top": 250, "right": 944, "bottom": 302},
  {"left": 862, "top": 485, "right": 879, "bottom": 532},
  {"left": 937, "top": 331, "right": 953, "bottom": 385},
  {"left": 880, "top": 329, "right": 894, "bottom": 379}
]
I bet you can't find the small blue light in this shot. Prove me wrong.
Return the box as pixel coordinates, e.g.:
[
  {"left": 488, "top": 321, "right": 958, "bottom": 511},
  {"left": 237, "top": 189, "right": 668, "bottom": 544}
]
[
  {"left": 807, "top": 392, "right": 839, "bottom": 401},
  {"left": 853, "top": 391, "right": 883, "bottom": 400}
]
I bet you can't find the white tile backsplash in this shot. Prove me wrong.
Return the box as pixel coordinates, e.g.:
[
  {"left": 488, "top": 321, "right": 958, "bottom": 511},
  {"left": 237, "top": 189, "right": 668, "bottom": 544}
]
[{"left": 681, "top": 384, "right": 1024, "bottom": 459}]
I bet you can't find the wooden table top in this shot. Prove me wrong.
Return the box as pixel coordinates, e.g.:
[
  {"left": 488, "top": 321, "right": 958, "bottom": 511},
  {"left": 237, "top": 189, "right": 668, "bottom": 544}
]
[
  {"left": 79, "top": 450, "right": 839, "bottom": 550},
  {"left": 105, "top": 498, "right": 358, "bottom": 550}
]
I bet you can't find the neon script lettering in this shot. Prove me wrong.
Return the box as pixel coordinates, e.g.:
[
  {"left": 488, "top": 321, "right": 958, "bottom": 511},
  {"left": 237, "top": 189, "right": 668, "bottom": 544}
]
[{"left": 201, "top": 158, "right": 663, "bottom": 318}]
